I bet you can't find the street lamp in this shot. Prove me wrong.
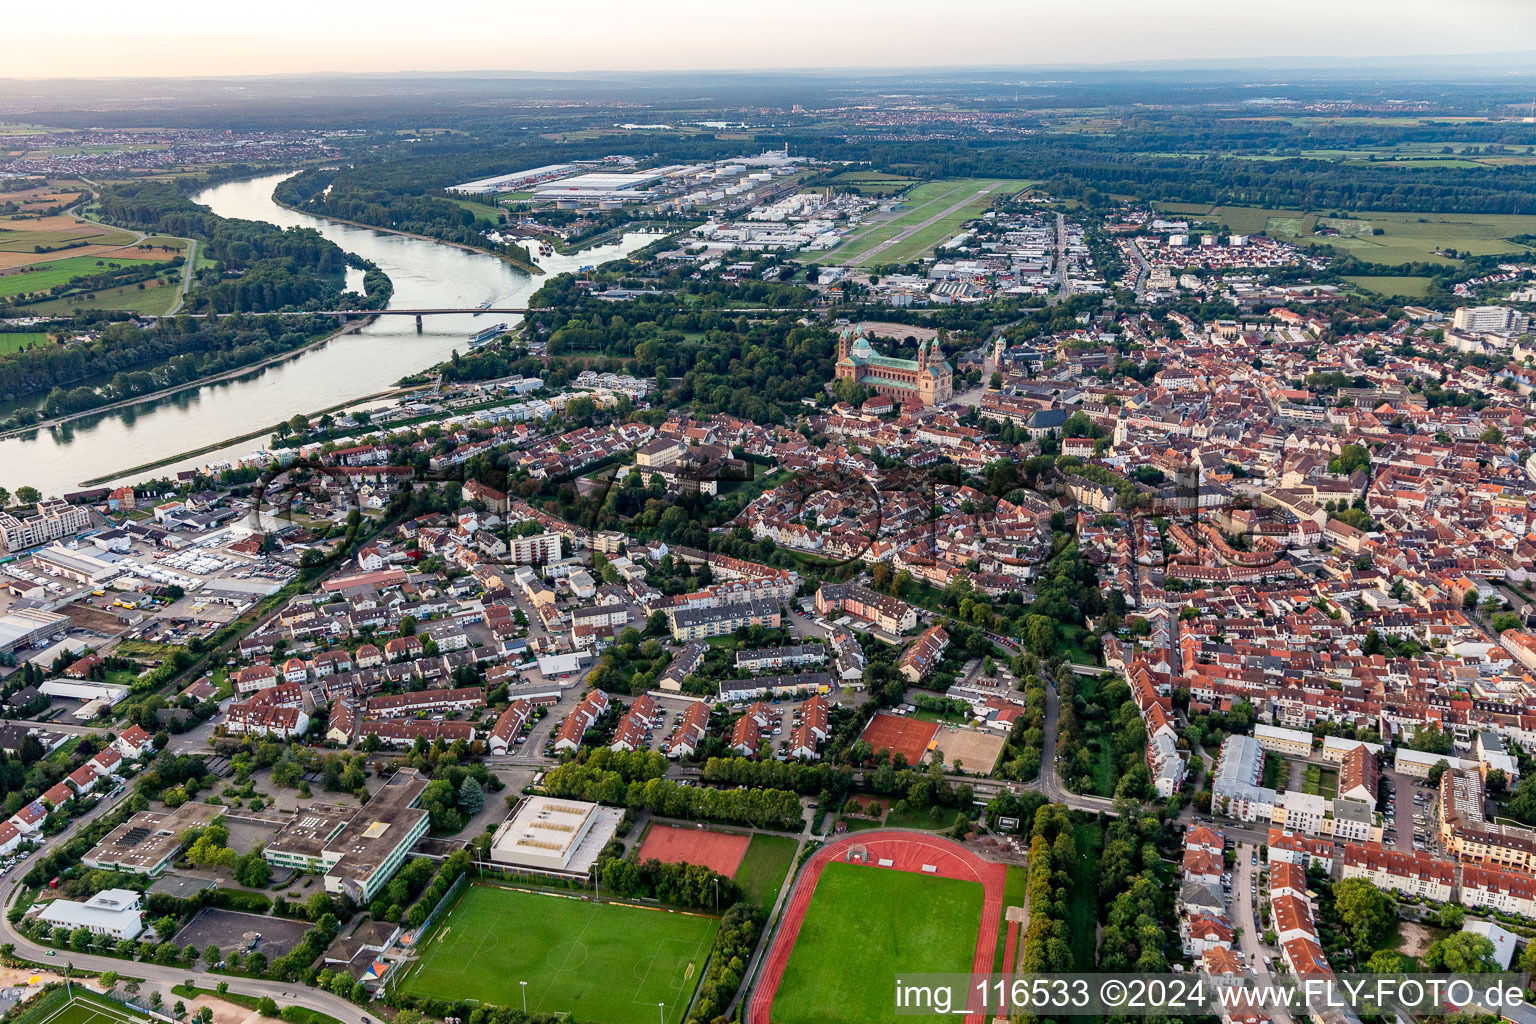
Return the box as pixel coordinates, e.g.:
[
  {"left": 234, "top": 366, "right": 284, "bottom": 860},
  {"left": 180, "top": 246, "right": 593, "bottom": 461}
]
[
  {"left": 658, "top": 1003, "right": 665, "bottom": 1024},
  {"left": 713, "top": 878, "right": 719, "bottom": 914},
  {"left": 520, "top": 982, "right": 527, "bottom": 1013}
]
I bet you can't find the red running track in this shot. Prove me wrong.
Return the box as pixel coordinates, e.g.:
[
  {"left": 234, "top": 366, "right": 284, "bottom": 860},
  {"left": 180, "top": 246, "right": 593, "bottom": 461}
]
[{"left": 747, "top": 830, "right": 1006, "bottom": 1024}]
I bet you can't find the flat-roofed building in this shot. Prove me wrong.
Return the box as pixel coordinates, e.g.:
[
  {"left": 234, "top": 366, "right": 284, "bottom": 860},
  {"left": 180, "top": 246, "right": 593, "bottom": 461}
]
[
  {"left": 83, "top": 803, "right": 226, "bottom": 874},
  {"left": 262, "top": 769, "right": 432, "bottom": 903},
  {"left": 1440, "top": 766, "right": 1536, "bottom": 872},
  {"left": 0, "top": 500, "right": 91, "bottom": 553},
  {"left": 322, "top": 770, "right": 432, "bottom": 903},
  {"left": 1254, "top": 723, "right": 1314, "bottom": 758},
  {"left": 1213, "top": 734, "right": 1277, "bottom": 822},
  {"left": 28, "top": 544, "right": 122, "bottom": 585},
  {"left": 37, "top": 888, "right": 142, "bottom": 940},
  {"left": 0, "top": 608, "right": 69, "bottom": 655},
  {"left": 488, "top": 796, "right": 623, "bottom": 876}
]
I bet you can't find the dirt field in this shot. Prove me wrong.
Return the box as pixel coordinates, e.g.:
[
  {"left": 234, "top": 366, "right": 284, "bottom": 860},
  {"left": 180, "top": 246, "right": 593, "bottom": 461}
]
[
  {"left": 930, "top": 725, "right": 1008, "bottom": 774},
  {"left": 637, "top": 823, "right": 750, "bottom": 876},
  {"left": 859, "top": 713, "right": 940, "bottom": 765}
]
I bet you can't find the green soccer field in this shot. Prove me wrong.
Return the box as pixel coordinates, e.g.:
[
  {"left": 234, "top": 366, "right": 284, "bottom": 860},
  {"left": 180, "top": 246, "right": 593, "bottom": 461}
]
[
  {"left": 402, "top": 885, "right": 720, "bottom": 1024},
  {"left": 771, "top": 862, "right": 984, "bottom": 1024},
  {"left": 22, "top": 990, "right": 153, "bottom": 1024}
]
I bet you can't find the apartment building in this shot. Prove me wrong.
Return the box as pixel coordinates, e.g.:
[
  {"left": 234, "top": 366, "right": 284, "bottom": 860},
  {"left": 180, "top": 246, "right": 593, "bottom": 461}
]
[
  {"left": 0, "top": 500, "right": 91, "bottom": 553},
  {"left": 1340, "top": 842, "right": 1454, "bottom": 902}
]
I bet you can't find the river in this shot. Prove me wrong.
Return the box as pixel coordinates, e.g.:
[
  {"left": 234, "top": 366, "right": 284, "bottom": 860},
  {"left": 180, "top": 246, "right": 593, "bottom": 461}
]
[{"left": 0, "top": 171, "right": 655, "bottom": 496}]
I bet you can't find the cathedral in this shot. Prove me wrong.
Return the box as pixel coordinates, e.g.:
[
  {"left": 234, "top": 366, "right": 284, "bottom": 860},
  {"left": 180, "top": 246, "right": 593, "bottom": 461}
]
[{"left": 834, "top": 325, "right": 953, "bottom": 407}]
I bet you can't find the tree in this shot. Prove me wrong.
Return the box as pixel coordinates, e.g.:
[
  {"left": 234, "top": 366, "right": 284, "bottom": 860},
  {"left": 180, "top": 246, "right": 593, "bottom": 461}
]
[
  {"left": 1327, "top": 444, "right": 1371, "bottom": 476},
  {"left": 1421, "top": 931, "right": 1499, "bottom": 974},
  {"left": 457, "top": 776, "right": 484, "bottom": 815},
  {"left": 1023, "top": 614, "right": 1056, "bottom": 657},
  {"left": 235, "top": 848, "right": 272, "bottom": 887},
  {"left": 1408, "top": 724, "right": 1454, "bottom": 755},
  {"left": 1332, "top": 877, "right": 1394, "bottom": 953},
  {"left": 257, "top": 997, "right": 279, "bottom": 1018},
  {"left": 15, "top": 486, "right": 40, "bottom": 506},
  {"left": 0, "top": 488, "right": 9, "bottom": 508},
  {"left": 288, "top": 414, "right": 309, "bottom": 436},
  {"left": 1364, "top": 949, "right": 1404, "bottom": 973}
]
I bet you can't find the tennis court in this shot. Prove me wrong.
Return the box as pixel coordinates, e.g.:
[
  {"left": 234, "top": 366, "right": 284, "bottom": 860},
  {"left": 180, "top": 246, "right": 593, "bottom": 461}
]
[
  {"left": 859, "top": 712, "right": 939, "bottom": 765},
  {"left": 637, "top": 824, "right": 750, "bottom": 876}
]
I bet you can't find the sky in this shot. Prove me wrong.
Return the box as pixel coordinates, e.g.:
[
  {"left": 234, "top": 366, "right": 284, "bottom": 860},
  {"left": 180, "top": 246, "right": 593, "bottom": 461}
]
[{"left": 9, "top": 0, "right": 1536, "bottom": 79}]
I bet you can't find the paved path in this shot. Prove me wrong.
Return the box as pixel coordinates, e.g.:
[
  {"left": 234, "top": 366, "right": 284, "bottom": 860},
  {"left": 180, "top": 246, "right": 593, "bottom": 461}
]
[{"left": 1039, "top": 683, "right": 1117, "bottom": 815}]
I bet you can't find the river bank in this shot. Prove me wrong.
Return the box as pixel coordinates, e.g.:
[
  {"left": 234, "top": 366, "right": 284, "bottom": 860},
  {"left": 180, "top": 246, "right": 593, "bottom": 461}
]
[
  {"left": 270, "top": 194, "right": 545, "bottom": 276},
  {"left": 78, "top": 381, "right": 423, "bottom": 487},
  {"left": 0, "top": 317, "right": 373, "bottom": 442}
]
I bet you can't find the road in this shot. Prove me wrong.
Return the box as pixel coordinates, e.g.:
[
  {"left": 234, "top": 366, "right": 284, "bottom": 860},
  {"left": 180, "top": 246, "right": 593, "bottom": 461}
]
[
  {"left": 0, "top": 783, "right": 373, "bottom": 1024},
  {"left": 169, "top": 239, "right": 197, "bottom": 316},
  {"left": 1232, "top": 842, "right": 1292, "bottom": 1024},
  {"left": 1036, "top": 683, "right": 1117, "bottom": 815},
  {"left": 1127, "top": 236, "right": 1151, "bottom": 302},
  {"left": 1050, "top": 212, "right": 1070, "bottom": 304}
]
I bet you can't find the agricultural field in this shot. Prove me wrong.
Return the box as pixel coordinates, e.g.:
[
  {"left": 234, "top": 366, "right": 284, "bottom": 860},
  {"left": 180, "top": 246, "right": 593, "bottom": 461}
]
[
  {"left": 0, "top": 255, "right": 160, "bottom": 300},
  {"left": 1342, "top": 275, "right": 1437, "bottom": 299},
  {"left": 0, "top": 211, "right": 137, "bottom": 265},
  {"left": 814, "top": 178, "right": 1031, "bottom": 266},
  {"left": 771, "top": 862, "right": 983, "bottom": 1024},
  {"left": 401, "top": 884, "right": 719, "bottom": 1024},
  {"left": 1155, "top": 202, "right": 1536, "bottom": 264},
  {"left": 25, "top": 276, "right": 181, "bottom": 316}
]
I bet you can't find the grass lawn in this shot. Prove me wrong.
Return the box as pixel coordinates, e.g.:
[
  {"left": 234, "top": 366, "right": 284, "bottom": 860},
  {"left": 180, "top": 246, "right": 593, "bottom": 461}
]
[
  {"left": 773, "top": 861, "right": 983, "bottom": 1024},
  {"left": 1343, "top": 274, "right": 1436, "bottom": 299},
  {"left": 448, "top": 197, "right": 506, "bottom": 222},
  {"left": 26, "top": 275, "right": 180, "bottom": 315},
  {"left": 0, "top": 254, "right": 158, "bottom": 299},
  {"left": 885, "top": 797, "right": 960, "bottom": 831},
  {"left": 1090, "top": 741, "right": 1117, "bottom": 798},
  {"left": 816, "top": 178, "right": 1031, "bottom": 265},
  {"left": 402, "top": 884, "right": 718, "bottom": 1024},
  {"left": 1066, "top": 822, "right": 1102, "bottom": 970},
  {"left": 170, "top": 985, "right": 343, "bottom": 1024},
  {"left": 0, "top": 331, "right": 49, "bottom": 354},
  {"left": 994, "top": 864, "right": 1028, "bottom": 971},
  {"left": 734, "top": 833, "right": 798, "bottom": 911}
]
